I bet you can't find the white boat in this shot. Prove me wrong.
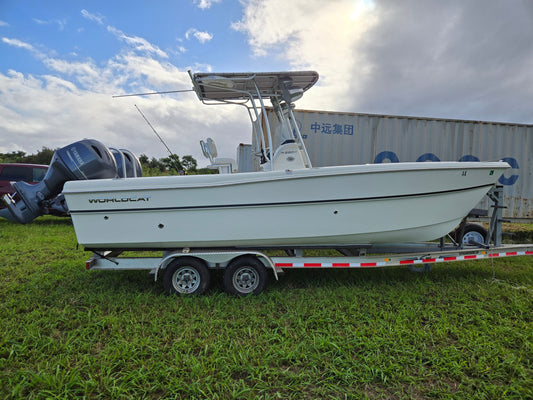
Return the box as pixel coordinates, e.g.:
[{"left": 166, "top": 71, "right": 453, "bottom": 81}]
[{"left": 62, "top": 71, "right": 509, "bottom": 250}]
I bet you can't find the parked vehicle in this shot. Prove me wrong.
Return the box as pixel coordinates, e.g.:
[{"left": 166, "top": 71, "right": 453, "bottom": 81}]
[{"left": 0, "top": 163, "right": 48, "bottom": 207}]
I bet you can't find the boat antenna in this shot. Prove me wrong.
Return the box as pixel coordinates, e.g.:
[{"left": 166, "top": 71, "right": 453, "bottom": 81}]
[
  {"left": 134, "top": 104, "right": 181, "bottom": 172},
  {"left": 113, "top": 89, "right": 193, "bottom": 98}
]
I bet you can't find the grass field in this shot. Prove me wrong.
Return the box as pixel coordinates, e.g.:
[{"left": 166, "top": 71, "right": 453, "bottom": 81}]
[{"left": 1, "top": 217, "right": 532, "bottom": 399}]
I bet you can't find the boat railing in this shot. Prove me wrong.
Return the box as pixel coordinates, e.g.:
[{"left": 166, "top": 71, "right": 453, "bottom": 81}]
[
  {"left": 194, "top": 79, "right": 275, "bottom": 170},
  {"left": 190, "top": 71, "right": 315, "bottom": 172}
]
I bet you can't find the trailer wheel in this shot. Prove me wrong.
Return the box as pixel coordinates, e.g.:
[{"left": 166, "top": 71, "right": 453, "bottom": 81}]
[
  {"left": 460, "top": 223, "right": 488, "bottom": 245},
  {"left": 163, "top": 257, "right": 210, "bottom": 295},
  {"left": 224, "top": 256, "right": 268, "bottom": 296}
]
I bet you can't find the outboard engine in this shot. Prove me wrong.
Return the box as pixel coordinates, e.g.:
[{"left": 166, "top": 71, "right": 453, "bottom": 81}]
[
  {"left": 0, "top": 139, "right": 118, "bottom": 224},
  {"left": 110, "top": 148, "right": 143, "bottom": 178}
]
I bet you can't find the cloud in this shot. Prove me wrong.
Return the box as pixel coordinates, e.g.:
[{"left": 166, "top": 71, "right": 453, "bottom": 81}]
[
  {"left": 2, "top": 0, "right": 532, "bottom": 171},
  {"left": 193, "top": 0, "right": 222, "bottom": 10},
  {"left": 0, "top": 20, "right": 10, "bottom": 27},
  {"left": 81, "top": 9, "right": 104, "bottom": 25},
  {"left": 2, "top": 37, "right": 36, "bottom": 52},
  {"left": 81, "top": 10, "right": 169, "bottom": 59},
  {"left": 1, "top": 37, "right": 48, "bottom": 61},
  {"left": 1, "top": 8, "right": 251, "bottom": 164},
  {"left": 185, "top": 28, "right": 213, "bottom": 44},
  {"left": 108, "top": 53, "right": 190, "bottom": 89},
  {"left": 42, "top": 58, "right": 108, "bottom": 91},
  {"left": 0, "top": 30, "right": 246, "bottom": 164},
  {"left": 0, "top": 63, "right": 246, "bottom": 163},
  {"left": 349, "top": 1, "right": 533, "bottom": 122},
  {"left": 107, "top": 26, "right": 168, "bottom": 58},
  {"left": 233, "top": 0, "right": 533, "bottom": 123},
  {"left": 232, "top": 0, "right": 377, "bottom": 110},
  {"left": 33, "top": 17, "right": 67, "bottom": 30}
]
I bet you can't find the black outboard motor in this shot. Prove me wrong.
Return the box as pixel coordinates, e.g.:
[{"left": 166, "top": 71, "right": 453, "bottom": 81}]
[
  {"left": 0, "top": 139, "right": 118, "bottom": 224},
  {"left": 111, "top": 148, "right": 143, "bottom": 178}
]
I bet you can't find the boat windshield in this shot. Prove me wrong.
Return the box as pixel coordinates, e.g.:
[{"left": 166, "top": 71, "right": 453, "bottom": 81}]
[{"left": 190, "top": 71, "right": 318, "bottom": 170}]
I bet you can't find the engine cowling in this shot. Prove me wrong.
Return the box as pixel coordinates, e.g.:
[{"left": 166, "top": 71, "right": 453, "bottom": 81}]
[{"left": 1, "top": 139, "right": 119, "bottom": 224}]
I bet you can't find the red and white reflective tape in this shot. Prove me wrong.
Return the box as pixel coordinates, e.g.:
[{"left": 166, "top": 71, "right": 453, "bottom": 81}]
[
  {"left": 489, "top": 250, "right": 533, "bottom": 258},
  {"left": 400, "top": 251, "right": 532, "bottom": 265},
  {"left": 275, "top": 261, "right": 387, "bottom": 268},
  {"left": 274, "top": 250, "right": 532, "bottom": 269},
  {"left": 400, "top": 254, "right": 482, "bottom": 265}
]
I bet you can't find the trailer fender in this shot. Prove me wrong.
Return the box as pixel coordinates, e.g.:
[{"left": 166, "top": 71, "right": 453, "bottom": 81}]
[{"left": 153, "top": 250, "right": 277, "bottom": 282}]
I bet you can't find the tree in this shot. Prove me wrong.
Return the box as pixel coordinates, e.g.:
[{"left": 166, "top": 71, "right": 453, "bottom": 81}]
[
  {"left": 26, "top": 147, "right": 56, "bottom": 165},
  {"left": 2, "top": 148, "right": 204, "bottom": 177},
  {"left": 138, "top": 154, "right": 149, "bottom": 165},
  {"left": 0, "top": 151, "right": 27, "bottom": 163},
  {"left": 181, "top": 155, "right": 197, "bottom": 172},
  {"left": 138, "top": 154, "right": 166, "bottom": 176},
  {"left": 148, "top": 157, "right": 166, "bottom": 172},
  {"left": 162, "top": 154, "right": 182, "bottom": 174},
  {"left": 0, "top": 147, "right": 57, "bottom": 164}
]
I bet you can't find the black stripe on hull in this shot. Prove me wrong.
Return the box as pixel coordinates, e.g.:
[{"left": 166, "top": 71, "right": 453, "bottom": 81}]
[{"left": 69, "top": 183, "right": 494, "bottom": 214}]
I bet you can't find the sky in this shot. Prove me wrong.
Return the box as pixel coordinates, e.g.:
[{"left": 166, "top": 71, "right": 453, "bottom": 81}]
[{"left": 1, "top": 0, "right": 532, "bottom": 166}]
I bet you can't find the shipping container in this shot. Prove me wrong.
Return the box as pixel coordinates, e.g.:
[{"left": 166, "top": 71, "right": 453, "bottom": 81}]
[{"left": 255, "top": 109, "right": 532, "bottom": 221}]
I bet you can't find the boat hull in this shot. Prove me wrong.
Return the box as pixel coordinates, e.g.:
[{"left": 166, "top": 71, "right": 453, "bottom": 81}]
[{"left": 62, "top": 162, "right": 509, "bottom": 249}]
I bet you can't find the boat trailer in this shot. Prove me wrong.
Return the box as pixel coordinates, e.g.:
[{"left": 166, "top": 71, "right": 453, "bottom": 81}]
[{"left": 85, "top": 186, "right": 532, "bottom": 296}]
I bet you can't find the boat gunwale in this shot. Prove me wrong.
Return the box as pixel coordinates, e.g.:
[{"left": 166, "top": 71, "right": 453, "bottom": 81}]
[{"left": 62, "top": 161, "right": 510, "bottom": 194}]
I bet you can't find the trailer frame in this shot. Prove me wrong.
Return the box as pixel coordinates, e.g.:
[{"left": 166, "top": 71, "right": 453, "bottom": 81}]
[{"left": 85, "top": 243, "right": 532, "bottom": 296}]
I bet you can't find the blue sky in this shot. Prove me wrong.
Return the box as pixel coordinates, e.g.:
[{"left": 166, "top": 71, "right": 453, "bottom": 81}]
[
  {"left": 1, "top": 0, "right": 281, "bottom": 86},
  {"left": 3, "top": 1, "right": 246, "bottom": 69},
  {"left": 1, "top": 0, "right": 532, "bottom": 164}
]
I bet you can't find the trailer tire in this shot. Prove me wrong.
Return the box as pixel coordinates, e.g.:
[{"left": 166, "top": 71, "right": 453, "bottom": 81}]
[
  {"left": 460, "top": 223, "right": 488, "bottom": 245},
  {"left": 163, "top": 257, "right": 210, "bottom": 295},
  {"left": 224, "top": 256, "right": 268, "bottom": 296}
]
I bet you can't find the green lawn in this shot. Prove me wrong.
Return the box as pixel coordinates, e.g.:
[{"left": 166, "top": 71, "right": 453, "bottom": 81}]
[{"left": 1, "top": 217, "right": 532, "bottom": 399}]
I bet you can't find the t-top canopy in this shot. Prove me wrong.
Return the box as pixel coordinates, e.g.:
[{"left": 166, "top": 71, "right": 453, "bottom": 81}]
[{"left": 190, "top": 71, "right": 319, "bottom": 102}]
